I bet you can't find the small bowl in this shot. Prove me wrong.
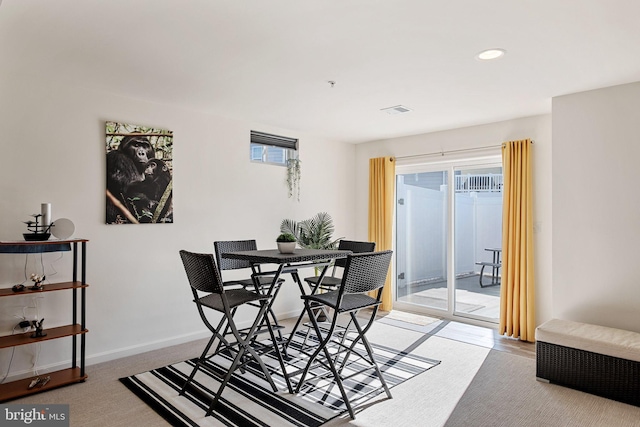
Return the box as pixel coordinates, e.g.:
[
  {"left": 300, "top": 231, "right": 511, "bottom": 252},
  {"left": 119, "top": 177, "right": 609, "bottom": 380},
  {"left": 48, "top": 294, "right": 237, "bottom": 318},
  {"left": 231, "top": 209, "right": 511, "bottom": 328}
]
[{"left": 23, "top": 233, "right": 51, "bottom": 241}]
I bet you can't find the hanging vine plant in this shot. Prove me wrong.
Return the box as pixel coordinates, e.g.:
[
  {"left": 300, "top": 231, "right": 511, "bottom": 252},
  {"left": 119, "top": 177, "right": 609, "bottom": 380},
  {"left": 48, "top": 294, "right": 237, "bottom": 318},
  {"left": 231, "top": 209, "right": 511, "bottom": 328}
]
[{"left": 286, "top": 158, "right": 301, "bottom": 201}]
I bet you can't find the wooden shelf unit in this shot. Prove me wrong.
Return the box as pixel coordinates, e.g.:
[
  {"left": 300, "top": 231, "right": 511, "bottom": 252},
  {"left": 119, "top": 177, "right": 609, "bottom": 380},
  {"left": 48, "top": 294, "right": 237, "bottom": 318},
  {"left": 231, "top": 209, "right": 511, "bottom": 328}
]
[
  {"left": 0, "top": 368, "right": 86, "bottom": 402},
  {"left": 0, "top": 239, "right": 88, "bottom": 402}
]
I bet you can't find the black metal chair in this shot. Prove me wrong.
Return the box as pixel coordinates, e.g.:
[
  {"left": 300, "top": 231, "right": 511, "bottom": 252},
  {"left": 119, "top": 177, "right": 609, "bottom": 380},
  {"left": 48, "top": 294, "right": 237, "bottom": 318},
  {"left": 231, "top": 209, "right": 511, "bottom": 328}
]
[
  {"left": 214, "top": 240, "right": 284, "bottom": 290},
  {"left": 295, "top": 250, "right": 393, "bottom": 419},
  {"left": 303, "top": 240, "right": 376, "bottom": 292},
  {"left": 214, "top": 240, "right": 285, "bottom": 339},
  {"left": 297, "top": 240, "right": 376, "bottom": 339},
  {"left": 178, "top": 250, "right": 277, "bottom": 416}
]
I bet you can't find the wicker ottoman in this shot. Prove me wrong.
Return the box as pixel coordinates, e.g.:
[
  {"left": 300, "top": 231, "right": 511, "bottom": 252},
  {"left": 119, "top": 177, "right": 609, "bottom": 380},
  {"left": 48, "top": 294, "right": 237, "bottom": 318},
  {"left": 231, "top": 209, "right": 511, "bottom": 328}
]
[{"left": 535, "top": 319, "right": 640, "bottom": 407}]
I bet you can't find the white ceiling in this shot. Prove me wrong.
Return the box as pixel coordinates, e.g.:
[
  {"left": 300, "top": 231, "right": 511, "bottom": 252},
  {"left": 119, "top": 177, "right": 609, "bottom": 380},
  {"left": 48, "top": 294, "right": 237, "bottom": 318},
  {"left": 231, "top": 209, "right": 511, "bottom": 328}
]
[{"left": 2, "top": 0, "right": 640, "bottom": 143}]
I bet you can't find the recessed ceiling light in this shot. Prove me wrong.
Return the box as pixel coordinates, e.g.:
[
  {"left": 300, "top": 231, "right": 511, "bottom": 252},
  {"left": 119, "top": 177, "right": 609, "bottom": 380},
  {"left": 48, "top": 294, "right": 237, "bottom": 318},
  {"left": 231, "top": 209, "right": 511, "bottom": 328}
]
[
  {"left": 381, "top": 105, "right": 412, "bottom": 115},
  {"left": 476, "top": 48, "right": 506, "bottom": 61}
]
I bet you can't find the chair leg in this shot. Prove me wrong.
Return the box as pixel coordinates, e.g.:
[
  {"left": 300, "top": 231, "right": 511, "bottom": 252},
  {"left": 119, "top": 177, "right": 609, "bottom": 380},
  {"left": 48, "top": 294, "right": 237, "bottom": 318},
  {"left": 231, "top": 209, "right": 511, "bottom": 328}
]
[
  {"left": 207, "top": 343, "right": 249, "bottom": 415},
  {"left": 346, "top": 312, "right": 392, "bottom": 399},
  {"left": 231, "top": 301, "right": 277, "bottom": 392},
  {"left": 294, "top": 302, "right": 341, "bottom": 393},
  {"left": 180, "top": 333, "right": 218, "bottom": 395},
  {"left": 286, "top": 271, "right": 325, "bottom": 349},
  {"left": 286, "top": 300, "right": 325, "bottom": 353},
  {"left": 212, "top": 308, "right": 255, "bottom": 376},
  {"left": 295, "top": 304, "right": 391, "bottom": 419},
  {"left": 205, "top": 302, "right": 277, "bottom": 416},
  {"left": 286, "top": 307, "right": 307, "bottom": 348},
  {"left": 181, "top": 312, "right": 231, "bottom": 395},
  {"left": 212, "top": 310, "right": 234, "bottom": 354},
  {"left": 360, "top": 333, "right": 392, "bottom": 399},
  {"left": 268, "top": 282, "right": 285, "bottom": 342},
  {"left": 262, "top": 307, "right": 294, "bottom": 393},
  {"left": 299, "top": 301, "right": 328, "bottom": 350},
  {"left": 334, "top": 315, "right": 355, "bottom": 372},
  {"left": 295, "top": 303, "right": 356, "bottom": 419},
  {"left": 319, "top": 335, "right": 356, "bottom": 419},
  {"left": 243, "top": 302, "right": 278, "bottom": 392},
  {"left": 247, "top": 283, "right": 285, "bottom": 344}
]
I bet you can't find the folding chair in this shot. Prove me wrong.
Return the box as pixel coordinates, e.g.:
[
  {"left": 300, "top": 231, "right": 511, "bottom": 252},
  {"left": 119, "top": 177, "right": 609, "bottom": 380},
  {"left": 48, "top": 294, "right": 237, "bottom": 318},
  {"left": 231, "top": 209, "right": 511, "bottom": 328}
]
[
  {"left": 214, "top": 240, "right": 284, "bottom": 290},
  {"left": 297, "top": 240, "right": 376, "bottom": 330},
  {"left": 178, "top": 250, "right": 277, "bottom": 416},
  {"left": 214, "top": 240, "right": 285, "bottom": 340},
  {"left": 303, "top": 240, "right": 376, "bottom": 292},
  {"left": 295, "top": 250, "right": 393, "bottom": 419}
]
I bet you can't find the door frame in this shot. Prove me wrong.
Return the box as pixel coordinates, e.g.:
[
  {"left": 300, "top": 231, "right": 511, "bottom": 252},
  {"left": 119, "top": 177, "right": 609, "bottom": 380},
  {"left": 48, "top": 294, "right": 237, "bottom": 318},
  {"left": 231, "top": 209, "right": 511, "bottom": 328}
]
[{"left": 393, "top": 154, "right": 502, "bottom": 327}]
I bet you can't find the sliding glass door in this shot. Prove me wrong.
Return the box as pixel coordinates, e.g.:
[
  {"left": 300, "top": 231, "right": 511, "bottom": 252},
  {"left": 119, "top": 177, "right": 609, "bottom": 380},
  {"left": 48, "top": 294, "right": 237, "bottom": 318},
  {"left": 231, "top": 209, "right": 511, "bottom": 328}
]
[
  {"left": 395, "top": 169, "right": 450, "bottom": 311},
  {"left": 395, "top": 158, "right": 502, "bottom": 323}
]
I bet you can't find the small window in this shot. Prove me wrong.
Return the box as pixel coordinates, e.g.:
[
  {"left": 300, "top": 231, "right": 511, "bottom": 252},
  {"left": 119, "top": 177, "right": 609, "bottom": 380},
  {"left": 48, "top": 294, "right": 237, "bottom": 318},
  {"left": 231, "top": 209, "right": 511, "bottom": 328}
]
[{"left": 250, "top": 130, "right": 298, "bottom": 166}]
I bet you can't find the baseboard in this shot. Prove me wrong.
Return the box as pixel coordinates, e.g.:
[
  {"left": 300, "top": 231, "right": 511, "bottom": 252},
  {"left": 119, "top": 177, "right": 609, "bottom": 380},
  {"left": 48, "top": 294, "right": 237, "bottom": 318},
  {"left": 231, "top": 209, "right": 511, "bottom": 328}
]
[
  {"left": 87, "top": 309, "right": 303, "bottom": 366},
  {"left": 0, "top": 328, "right": 210, "bottom": 381},
  {"left": 1, "top": 309, "right": 307, "bottom": 377},
  {"left": 86, "top": 329, "right": 212, "bottom": 366}
]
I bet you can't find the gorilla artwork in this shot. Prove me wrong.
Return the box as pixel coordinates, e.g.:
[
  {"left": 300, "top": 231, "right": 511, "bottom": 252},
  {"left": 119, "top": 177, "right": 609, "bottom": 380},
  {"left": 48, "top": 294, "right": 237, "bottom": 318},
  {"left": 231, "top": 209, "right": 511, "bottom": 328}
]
[{"left": 106, "top": 125, "right": 173, "bottom": 224}]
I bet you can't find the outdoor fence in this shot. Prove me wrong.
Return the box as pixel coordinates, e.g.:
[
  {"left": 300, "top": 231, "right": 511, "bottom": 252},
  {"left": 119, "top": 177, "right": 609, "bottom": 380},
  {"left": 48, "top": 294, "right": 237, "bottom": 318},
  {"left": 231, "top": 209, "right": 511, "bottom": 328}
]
[{"left": 396, "top": 175, "right": 502, "bottom": 287}]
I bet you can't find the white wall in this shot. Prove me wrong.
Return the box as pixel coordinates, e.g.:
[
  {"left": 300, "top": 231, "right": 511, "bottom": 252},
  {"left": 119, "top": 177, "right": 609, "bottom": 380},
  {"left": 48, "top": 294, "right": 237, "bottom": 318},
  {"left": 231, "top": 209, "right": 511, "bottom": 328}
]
[
  {"left": 354, "top": 115, "right": 553, "bottom": 327},
  {"left": 0, "top": 75, "right": 356, "bottom": 375},
  {"left": 552, "top": 81, "right": 640, "bottom": 333}
]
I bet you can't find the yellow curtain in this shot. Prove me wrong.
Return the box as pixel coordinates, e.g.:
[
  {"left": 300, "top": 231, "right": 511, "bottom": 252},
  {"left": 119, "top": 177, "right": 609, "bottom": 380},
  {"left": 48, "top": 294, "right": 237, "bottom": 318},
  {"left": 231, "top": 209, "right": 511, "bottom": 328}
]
[
  {"left": 368, "top": 156, "right": 395, "bottom": 312},
  {"left": 500, "top": 139, "right": 536, "bottom": 342}
]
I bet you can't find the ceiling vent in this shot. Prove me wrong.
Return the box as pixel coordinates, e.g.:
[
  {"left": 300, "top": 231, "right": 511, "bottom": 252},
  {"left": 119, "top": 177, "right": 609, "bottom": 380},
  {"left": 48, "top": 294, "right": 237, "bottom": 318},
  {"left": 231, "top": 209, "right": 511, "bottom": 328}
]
[{"left": 381, "top": 105, "right": 412, "bottom": 115}]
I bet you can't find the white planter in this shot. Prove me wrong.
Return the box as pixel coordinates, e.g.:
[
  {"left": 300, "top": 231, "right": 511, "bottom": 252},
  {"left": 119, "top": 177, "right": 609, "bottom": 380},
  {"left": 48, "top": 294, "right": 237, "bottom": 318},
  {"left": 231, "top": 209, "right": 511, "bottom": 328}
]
[{"left": 277, "top": 242, "right": 296, "bottom": 254}]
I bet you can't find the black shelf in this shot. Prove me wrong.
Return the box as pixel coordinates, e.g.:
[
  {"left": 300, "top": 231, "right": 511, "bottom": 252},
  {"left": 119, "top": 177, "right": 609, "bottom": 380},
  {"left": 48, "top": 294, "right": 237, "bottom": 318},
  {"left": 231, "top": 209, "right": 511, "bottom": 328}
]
[{"left": 0, "top": 239, "right": 88, "bottom": 402}]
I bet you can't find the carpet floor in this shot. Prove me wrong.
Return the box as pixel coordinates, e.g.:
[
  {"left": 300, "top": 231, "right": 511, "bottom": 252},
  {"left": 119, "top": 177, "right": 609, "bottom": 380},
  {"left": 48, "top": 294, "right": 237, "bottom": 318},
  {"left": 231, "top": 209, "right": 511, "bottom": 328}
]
[
  {"left": 13, "top": 317, "right": 639, "bottom": 426},
  {"left": 444, "top": 349, "right": 640, "bottom": 427}
]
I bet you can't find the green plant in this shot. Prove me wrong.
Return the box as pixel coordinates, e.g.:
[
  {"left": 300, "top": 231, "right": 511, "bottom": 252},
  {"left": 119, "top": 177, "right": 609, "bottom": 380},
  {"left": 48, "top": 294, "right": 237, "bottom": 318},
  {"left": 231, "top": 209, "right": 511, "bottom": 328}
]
[
  {"left": 286, "top": 158, "right": 301, "bottom": 201},
  {"left": 280, "top": 212, "right": 341, "bottom": 249},
  {"left": 276, "top": 233, "right": 296, "bottom": 243}
]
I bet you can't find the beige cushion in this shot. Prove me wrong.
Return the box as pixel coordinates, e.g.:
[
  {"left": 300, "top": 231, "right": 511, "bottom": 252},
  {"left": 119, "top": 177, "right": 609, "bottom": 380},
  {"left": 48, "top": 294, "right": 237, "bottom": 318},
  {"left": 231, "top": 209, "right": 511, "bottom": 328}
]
[{"left": 535, "top": 319, "right": 640, "bottom": 362}]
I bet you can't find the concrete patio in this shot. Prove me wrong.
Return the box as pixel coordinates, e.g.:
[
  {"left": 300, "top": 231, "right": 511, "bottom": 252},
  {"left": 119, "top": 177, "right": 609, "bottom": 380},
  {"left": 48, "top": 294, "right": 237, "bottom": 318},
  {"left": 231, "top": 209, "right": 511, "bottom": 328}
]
[{"left": 397, "top": 273, "right": 500, "bottom": 321}]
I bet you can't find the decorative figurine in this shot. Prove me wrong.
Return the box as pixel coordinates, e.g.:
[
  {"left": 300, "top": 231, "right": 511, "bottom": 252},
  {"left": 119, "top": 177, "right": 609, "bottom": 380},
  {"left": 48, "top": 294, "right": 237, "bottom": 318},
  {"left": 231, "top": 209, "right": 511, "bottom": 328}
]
[
  {"left": 23, "top": 213, "right": 53, "bottom": 241},
  {"left": 30, "top": 274, "right": 45, "bottom": 290},
  {"left": 30, "top": 319, "right": 47, "bottom": 338}
]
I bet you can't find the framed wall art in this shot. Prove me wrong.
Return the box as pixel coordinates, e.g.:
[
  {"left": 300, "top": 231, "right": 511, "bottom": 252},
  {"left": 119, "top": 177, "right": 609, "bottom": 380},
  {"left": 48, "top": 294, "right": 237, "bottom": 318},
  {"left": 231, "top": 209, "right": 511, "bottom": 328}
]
[{"left": 105, "top": 121, "right": 173, "bottom": 224}]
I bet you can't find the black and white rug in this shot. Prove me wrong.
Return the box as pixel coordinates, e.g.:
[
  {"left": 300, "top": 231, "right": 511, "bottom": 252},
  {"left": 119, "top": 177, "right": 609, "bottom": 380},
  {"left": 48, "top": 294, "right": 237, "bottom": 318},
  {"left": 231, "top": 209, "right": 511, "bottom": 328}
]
[{"left": 120, "top": 331, "right": 440, "bottom": 427}]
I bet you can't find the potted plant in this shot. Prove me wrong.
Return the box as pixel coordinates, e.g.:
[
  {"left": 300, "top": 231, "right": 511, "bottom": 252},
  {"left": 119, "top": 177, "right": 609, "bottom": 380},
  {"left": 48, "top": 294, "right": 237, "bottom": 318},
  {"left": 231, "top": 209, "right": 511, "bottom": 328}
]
[
  {"left": 280, "top": 212, "right": 342, "bottom": 322},
  {"left": 286, "top": 158, "right": 301, "bottom": 201},
  {"left": 280, "top": 212, "right": 340, "bottom": 250},
  {"left": 276, "top": 233, "right": 297, "bottom": 254}
]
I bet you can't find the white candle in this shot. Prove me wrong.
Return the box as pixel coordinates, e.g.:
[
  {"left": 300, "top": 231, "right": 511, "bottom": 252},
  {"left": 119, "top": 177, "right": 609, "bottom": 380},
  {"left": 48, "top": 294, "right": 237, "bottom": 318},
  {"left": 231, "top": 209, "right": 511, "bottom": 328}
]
[{"left": 41, "top": 203, "right": 51, "bottom": 228}]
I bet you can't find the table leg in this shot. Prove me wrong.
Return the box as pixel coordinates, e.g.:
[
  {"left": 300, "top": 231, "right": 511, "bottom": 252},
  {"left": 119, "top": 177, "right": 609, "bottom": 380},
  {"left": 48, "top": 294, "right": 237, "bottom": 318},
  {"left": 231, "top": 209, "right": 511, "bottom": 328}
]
[
  {"left": 249, "top": 260, "right": 333, "bottom": 394},
  {"left": 249, "top": 264, "right": 294, "bottom": 393},
  {"left": 493, "top": 251, "right": 501, "bottom": 285},
  {"left": 285, "top": 263, "right": 331, "bottom": 349}
]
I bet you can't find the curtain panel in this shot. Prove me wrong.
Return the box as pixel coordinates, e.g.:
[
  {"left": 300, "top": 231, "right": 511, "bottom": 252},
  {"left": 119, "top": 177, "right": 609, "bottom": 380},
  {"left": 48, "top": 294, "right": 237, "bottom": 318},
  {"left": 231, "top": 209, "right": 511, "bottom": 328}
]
[
  {"left": 368, "top": 156, "right": 395, "bottom": 311},
  {"left": 500, "top": 139, "right": 536, "bottom": 342}
]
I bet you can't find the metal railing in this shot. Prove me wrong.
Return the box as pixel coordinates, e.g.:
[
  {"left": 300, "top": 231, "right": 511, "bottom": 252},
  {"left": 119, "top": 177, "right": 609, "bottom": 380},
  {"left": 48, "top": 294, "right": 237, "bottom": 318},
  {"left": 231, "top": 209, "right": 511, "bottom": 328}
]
[{"left": 454, "top": 174, "right": 503, "bottom": 193}]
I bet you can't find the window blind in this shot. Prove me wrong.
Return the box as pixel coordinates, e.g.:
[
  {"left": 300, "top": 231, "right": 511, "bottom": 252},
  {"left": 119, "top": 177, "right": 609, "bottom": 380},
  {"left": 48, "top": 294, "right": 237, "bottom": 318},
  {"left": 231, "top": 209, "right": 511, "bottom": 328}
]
[{"left": 250, "top": 130, "right": 298, "bottom": 150}]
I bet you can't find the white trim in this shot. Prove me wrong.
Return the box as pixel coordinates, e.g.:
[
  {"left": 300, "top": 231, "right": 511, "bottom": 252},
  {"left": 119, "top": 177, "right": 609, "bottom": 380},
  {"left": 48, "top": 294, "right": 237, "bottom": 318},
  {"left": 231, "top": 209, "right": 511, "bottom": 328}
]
[
  {"left": 86, "top": 307, "right": 303, "bottom": 365},
  {"left": 394, "top": 155, "right": 503, "bottom": 325}
]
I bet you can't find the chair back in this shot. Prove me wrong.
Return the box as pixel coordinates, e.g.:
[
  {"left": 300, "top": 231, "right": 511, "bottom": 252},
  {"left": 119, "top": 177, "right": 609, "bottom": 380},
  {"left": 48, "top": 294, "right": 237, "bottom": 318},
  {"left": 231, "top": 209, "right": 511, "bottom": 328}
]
[
  {"left": 214, "top": 240, "right": 258, "bottom": 271},
  {"left": 341, "top": 250, "right": 392, "bottom": 295},
  {"left": 334, "top": 240, "right": 376, "bottom": 268},
  {"left": 179, "top": 250, "right": 225, "bottom": 294}
]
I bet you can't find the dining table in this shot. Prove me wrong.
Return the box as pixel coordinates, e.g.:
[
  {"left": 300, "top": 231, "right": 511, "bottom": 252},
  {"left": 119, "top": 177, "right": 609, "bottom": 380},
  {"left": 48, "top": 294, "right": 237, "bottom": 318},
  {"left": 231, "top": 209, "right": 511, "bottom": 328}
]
[{"left": 220, "top": 248, "right": 351, "bottom": 393}]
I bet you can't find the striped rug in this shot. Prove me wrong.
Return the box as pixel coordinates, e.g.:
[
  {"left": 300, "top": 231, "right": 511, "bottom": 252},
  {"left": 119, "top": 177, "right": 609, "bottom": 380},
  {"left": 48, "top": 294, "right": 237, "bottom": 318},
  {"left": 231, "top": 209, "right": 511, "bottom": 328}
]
[{"left": 120, "top": 331, "right": 439, "bottom": 426}]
